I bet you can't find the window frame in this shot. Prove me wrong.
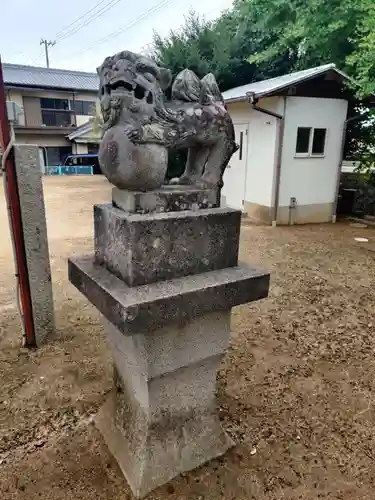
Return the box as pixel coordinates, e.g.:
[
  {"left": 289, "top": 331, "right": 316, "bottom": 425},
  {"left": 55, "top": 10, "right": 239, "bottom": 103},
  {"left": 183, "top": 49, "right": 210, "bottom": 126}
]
[
  {"left": 69, "top": 99, "right": 96, "bottom": 116},
  {"left": 294, "top": 126, "right": 327, "bottom": 158},
  {"left": 40, "top": 97, "right": 74, "bottom": 127}
]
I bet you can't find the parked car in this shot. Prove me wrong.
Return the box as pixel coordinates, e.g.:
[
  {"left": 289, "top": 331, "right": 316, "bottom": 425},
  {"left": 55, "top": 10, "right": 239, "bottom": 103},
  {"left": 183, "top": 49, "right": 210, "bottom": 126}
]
[{"left": 63, "top": 153, "right": 102, "bottom": 175}]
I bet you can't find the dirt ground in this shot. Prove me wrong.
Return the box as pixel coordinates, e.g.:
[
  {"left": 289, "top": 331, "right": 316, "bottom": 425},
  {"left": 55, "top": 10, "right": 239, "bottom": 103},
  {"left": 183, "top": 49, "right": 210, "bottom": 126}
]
[{"left": 1, "top": 176, "right": 375, "bottom": 500}]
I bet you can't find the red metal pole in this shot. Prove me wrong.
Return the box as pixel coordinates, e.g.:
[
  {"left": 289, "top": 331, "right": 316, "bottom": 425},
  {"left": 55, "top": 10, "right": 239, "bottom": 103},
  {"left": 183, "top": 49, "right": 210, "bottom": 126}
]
[{"left": 0, "top": 57, "right": 35, "bottom": 346}]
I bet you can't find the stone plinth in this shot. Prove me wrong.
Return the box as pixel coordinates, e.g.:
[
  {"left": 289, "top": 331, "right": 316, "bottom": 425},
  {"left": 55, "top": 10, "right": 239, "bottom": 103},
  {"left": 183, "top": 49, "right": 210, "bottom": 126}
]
[
  {"left": 68, "top": 186, "right": 270, "bottom": 498},
  {"left": 96, "top": 313, "right": 233, "bottom": 497},
  {"left": 94, "top": 204, "right": 241, "bottom": 286},
  {"left": 112, "top": 185, "right": 217, "bottom": 213},
  {"left": 69, "top": 256, "right": 269, "bottom": 334}
]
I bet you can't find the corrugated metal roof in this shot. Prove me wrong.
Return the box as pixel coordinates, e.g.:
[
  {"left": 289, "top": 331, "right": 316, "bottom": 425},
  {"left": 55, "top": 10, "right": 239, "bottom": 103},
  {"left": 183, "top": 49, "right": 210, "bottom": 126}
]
[
  {"left": 67, "top": 119, "right": 95, "bottom": 140},
  {"left": 3, "top": 63, "right": 99, "bottom": 92},
  {"left": 222, "top": 63, "right": 348, "bottom": 102}
]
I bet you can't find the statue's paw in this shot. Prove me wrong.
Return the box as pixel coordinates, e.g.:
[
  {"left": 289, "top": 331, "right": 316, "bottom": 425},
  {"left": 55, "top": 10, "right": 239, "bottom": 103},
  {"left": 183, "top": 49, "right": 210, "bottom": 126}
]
[
  {"left": 195, "top": 178, "right": 217, "bottom": 189},
  {"left": 125, "top": 127, "right": 141, "bottom": 142},
  {"left": 169, "top": 177, "right": 180, "bottom": 185},
  {"left": 169, "top": 176, "right": 195, "bottom": 186}
]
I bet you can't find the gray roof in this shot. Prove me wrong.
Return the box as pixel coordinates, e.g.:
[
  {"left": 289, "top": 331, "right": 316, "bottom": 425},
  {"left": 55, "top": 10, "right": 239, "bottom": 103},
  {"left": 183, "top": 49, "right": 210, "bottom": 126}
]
[
  {"left": 3, "top": 63, "right": 99, "bottom": 92},
  {"left": 222, "top": 63, "right": 349, "bottom": 103},
  {"left": 67, "top": 119, "right": 95, "bottom": 140}
]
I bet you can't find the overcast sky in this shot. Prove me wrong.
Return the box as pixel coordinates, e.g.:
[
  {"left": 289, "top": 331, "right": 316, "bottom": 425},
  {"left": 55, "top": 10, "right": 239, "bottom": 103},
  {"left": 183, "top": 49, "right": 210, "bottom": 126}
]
[{"left": 2, "top": 0, "right": 233, "bottom": 72}]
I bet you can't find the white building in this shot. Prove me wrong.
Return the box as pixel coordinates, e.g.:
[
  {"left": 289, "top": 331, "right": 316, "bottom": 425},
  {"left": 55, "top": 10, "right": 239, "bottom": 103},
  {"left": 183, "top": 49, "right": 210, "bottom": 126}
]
[{"left": 221, "top": 63, "right": 354, "bottom": 225}]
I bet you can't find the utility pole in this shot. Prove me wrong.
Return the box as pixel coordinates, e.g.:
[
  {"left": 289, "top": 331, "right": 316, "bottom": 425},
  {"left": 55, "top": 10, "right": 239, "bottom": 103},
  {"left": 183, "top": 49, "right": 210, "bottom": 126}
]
[{"left": 40, "top": 39, "right": 56, "bottom": 68}]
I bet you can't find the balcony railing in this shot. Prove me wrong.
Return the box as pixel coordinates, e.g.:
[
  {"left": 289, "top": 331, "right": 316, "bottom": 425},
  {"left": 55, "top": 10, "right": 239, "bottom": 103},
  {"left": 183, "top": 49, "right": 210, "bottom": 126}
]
[{"left": 41, "top": 110, "right": 75, "bottom": 127}]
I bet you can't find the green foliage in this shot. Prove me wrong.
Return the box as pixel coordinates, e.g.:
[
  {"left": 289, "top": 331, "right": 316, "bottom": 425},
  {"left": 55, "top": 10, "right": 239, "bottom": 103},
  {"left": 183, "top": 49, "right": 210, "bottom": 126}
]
[
  {"left": 153, "top": 0, "right": 375, "bottom": 97},
  {"left": 242, "top": 0, "right": 363, "bottom": 71},
  {"left": 152, "top": 0, "right": 375, "bottom": 178},
  {"left": 347, "top": 2, "right": 375, "bottom": 98},
  {"left": 152, "top": 11, "right": 259, "bottom": 92}
]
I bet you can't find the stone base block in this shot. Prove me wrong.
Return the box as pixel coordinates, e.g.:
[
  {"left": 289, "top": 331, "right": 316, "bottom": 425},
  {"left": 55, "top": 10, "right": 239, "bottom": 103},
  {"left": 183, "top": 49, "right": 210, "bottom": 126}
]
[
  {"left": 97, "top": 313, "right": 234, "bottom": 498},
  {"left": 94, "top": 204, "right": 241, "bottom": 286},
  {"left": 96, "top": 393, "right": 233, "bottom": 498},
  {"left": 112, "top": 185, "right": 217, "bottom": 214}
]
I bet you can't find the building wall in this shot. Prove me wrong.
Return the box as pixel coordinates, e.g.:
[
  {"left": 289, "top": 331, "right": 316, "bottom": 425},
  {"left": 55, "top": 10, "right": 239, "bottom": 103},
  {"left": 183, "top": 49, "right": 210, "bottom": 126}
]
[
  {"left": 225, "top": 96, "right": 284, "bottom": 222},
  {"left": 74, "top": 143, "right": 89, "bottom": 154},
  {"left": 278, "top": 96, "right": 348, "bottom": 223},
  {"left": 76, "top": 114, "right": 92, "bottom": 127},
  {"left": 7, "top": 88, "right": 98, "bottom": 128}
]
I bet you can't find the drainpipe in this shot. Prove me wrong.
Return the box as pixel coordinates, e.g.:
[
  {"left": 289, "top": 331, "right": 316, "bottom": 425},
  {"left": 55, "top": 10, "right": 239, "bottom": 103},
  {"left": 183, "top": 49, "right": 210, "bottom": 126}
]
[
  {"left": 72, "top": 91, "right": 77, "bottom": 127},
  {"left": 247, "top": 92, "right": 286, "bottom": 226},
  {"left": 332, "top": 112, "right": 365, "bottom": 223}
]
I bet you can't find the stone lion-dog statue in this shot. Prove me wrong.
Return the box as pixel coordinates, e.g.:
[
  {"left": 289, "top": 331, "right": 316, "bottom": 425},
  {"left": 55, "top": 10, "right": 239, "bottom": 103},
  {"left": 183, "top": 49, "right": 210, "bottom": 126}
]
[{"left": 97, "top": 50, "right": 238, "bottom": 192}]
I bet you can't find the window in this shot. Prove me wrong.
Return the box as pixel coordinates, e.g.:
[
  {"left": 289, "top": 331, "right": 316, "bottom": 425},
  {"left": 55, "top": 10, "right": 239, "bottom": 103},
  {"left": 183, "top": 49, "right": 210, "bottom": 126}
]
[
  {"left": 295, "top": 127, "right": 311, "bottom": 154},
  {"left": 311, "top": 128, "right": 327, "bottom": 155},
  {"left": 295, "top": 127, "right": 327, "bottom": 157},
  {"left": 44, "top": 146, "right": 72, "bottom": 166},
  {"left": 70, "top": 100, "right": 96, "bottom": 115},
  {"left": 87, "top": 143, "right": 99, "bottom": 154},
  {"left": 41, "top": 110, "right": 73, "bottom": 127},
  {"left": 40, "top": 98, "right": 69, "bottom": 110},
  {"left": 40, "top": 98, "right": 73, "bottom": 127}
]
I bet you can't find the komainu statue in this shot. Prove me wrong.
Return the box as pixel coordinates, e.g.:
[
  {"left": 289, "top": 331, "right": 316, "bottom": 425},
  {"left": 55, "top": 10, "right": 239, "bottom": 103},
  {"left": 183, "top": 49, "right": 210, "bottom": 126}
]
[{"left": 97, "top": 50, "right": 237, "bottom": 191}]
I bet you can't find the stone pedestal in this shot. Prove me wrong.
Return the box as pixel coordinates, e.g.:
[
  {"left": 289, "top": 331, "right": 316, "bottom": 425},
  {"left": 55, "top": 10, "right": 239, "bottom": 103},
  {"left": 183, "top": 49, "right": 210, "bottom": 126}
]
[{"left": 68, "top": 185, "right": 270, "bottom": 498}]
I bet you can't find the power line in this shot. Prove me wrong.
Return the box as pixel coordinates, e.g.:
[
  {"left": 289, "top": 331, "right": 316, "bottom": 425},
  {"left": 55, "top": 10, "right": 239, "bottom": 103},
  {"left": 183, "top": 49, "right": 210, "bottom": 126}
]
[
  {"left": 66, "top": 0, "right": 173, "bottom": 60},
  {"left": 55, "top": 0, "right": 125, "bottom": 43},
  {"left": 28, "top": 50, "right": 45, "bottom": 66},
  {"left": 20, "top": 0, "right": 126, "bottom": 68},
  {"left": 54, "top": 0, "right": 110, "bottom": 39}
]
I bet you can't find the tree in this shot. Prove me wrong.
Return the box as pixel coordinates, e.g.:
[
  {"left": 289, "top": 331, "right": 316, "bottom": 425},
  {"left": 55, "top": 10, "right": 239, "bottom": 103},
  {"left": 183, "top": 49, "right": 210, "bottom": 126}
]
[
  {"left": 153, "top": 11, "right": 258, "bottom": 92},
  {"left": 153, "top": 0, "right": 375, "bottom": 168},
  {"left": 236, "top": 0, "right": 375, "bottom": 98},
  {"left": 347, "top": 1, "right": 375, "bottom": 97}
]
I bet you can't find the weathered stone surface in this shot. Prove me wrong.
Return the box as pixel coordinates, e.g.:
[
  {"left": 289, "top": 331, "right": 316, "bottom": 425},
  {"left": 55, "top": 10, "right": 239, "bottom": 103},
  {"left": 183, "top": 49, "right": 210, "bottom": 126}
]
[
  {"left": 14, "top": 145, "right": 54, "bottom": 346},
  {"left": 94, "top": 204, "right": 241, "bottom": 286},
  {"left": 96, "top": 315, "right": 234, "bottom": 498},
  {"left": 97, "top": 50, "right": 237, "bottom": 191},
  {"left": 112, "top": 185, "right": 217, "bottom": 213},
  {"left": 106, "top": 311, "right": 231, "bottom": 380},
  {"left": 68, "top": 255, "right": 270, "bottom": 334}
]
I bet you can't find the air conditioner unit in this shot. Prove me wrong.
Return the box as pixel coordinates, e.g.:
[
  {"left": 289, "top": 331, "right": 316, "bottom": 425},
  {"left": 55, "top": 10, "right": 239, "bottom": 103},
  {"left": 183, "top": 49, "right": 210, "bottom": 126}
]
[{"left": 6, "top": 101, "right": 24, "bottom": 125}]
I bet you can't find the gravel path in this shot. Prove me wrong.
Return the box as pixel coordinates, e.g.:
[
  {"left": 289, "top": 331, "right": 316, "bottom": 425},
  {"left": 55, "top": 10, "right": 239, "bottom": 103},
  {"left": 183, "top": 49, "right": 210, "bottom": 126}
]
[{"left": 1, "top": 176, "right": 375, "bottom": 499}]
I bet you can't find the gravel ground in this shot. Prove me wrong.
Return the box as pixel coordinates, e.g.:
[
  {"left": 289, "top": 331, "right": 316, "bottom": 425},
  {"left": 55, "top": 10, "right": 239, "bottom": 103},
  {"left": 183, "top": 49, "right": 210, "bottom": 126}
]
[{"left": 1, "top": 176, "right": 375, "bottom": 499}]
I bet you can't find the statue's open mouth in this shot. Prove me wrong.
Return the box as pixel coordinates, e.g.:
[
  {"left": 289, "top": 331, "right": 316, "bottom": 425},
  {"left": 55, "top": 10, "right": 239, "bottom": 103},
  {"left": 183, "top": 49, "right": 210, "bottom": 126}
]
[{"left": 108, "top": 80, "right": 153, "bottom": 104}]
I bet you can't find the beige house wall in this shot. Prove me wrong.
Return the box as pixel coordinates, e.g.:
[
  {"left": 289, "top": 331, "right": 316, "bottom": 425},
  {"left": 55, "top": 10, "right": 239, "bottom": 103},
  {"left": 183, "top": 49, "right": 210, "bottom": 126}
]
[
  {"left": 8, "top": 88, "right": 98, "bottom": 151},
  {"left": 244, "top": 201, "right": 334, "bottom": 225},
  {"left": 74, "top": 143, "right": 89, "bottom": 154}
]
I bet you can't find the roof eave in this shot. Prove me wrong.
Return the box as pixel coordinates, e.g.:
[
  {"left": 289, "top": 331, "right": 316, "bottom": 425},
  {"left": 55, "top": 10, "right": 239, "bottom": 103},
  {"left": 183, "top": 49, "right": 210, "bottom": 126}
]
[
  {"left": 5, "top": 83, "right": 98, "bottom": 93},
  {"left": 224, "top": 64, "right": 345, "bottom": 104},
  {"left": 224, "top": 96, "right": 249, "bottom": 104}
]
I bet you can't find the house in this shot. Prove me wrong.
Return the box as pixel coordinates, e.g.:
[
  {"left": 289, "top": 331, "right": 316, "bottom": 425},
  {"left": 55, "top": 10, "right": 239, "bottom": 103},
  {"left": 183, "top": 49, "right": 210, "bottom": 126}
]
[
  {"left": 4, "top": 63, "right": 100, "bottom": 168},
  {"left": 221, "top": 63, "right": 358, "bottom": 225}
]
